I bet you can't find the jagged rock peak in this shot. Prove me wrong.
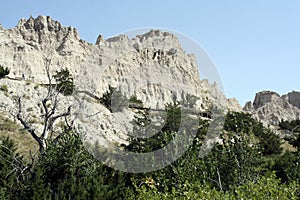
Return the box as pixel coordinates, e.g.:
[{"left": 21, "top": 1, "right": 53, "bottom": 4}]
[
  {"left": 285, "top": 91, "right": 300, "bottom": 109},
  {"left": 253, "top": 90, "right": 281, "bottom": 109},
  {"left": 106, "top": 34, "right": 130, "bottom": 42},
  {"left": 106, "top": 29, "right": 178, "bottom": 42},
  {"left": 135, "top": 29, "right": 181, "bottom": 48},
  {"left": 136, "top": 29, "right": 175, "bottom": 40},
  {"left": 244, "top": 90, "right": 300, "bottom": 125},
  {"left": 15, "top": 15, "right": 79, "bottom": 39}
]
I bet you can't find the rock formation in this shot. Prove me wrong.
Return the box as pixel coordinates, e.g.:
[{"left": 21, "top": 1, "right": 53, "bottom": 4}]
[
  {"left": 0, "top": 15, "right": 241, "bottom": 147},
  {"left": 244, "top": 90, "right": 300, "bottom": 125}
]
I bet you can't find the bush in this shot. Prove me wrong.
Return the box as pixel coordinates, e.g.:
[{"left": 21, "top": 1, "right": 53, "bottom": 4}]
[
  {"left": 0, "top": 130, "right": 132, "bottom": 199},
  {"left": 129, "top": 95, "right": 143, "bottom": 108},
  {"left": 53, "top": 68, "right": 75, "bottom": 96},
  {"left": 0, "top": 85, "right": 8, "bottom": 92},
  {"left": 181, "top": 93, "right": 199, "bottom": 108},
  {"left": 234, "top": 172, "right": 298, "bottom": 199},
  {"left": 0, "top": 136, "right": 28, "bottom": 199},
  {"left": 1, "top": 103, "right": 298, "bottom": 199},
  {"left": 100, "top": 85, "right": 128, "bottom": 112},
  {"left": 279, "top": 119, "right": 300, "bottom": 133},
  {"left": 0, "top": 65, "right": 9, "bottom": 78},
  {"left": 225, "top": 111, "right": 283, "bottom": 156}
]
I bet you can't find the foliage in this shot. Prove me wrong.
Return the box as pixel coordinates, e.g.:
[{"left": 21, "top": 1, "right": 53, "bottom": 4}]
[
  {"left": 53, "top": 68, "right": 75, "bottom": 96},
  {"left": 279, "top": 119, "right": 300, "bottom": 148},
  {"left": 279, "top": 119, "right": 300, "bottom": 133},
  {"left": 272, "top": 150, "right": 300, "bottom": 184},
  {"left": 133, "top": 173, "right": 298, "bottom": 200},
  {"left": 181, "top": 93, "right": 199, "bottom": 108},
  {"left": 129, "top": 95, "right": 143, "bottom": 106},
  {"left": 0, "top": 137, "right": 29, "bottom": 199},
  {"left": 1, "top": 95, "right": 299, "bottom": 199},
  {"left": 291, "top": 133, "right": 300, "bottom": 148},
  {"left": 199, "top": 129, "right": 264, "bottom": 191},
  {"left": 0, "top": 85, "right": 8, "bottom": 93},
  {"left": 234, "top": 172, "right": 298, "bottom": 199},
  {"left": 126, "top": 101, "right": 182, "bottom": 153},
  {"left": 0, "top": 65, "right": 9, "bottom": 78},
  {"left": 125, "top": 109, "right": 293, "bottom": 197},
  {"left": 100, "top": 85, "right": 128, "bottom": 112},
  {"left": 225, "top": 111, "right": 283, "bottom": 155},
  {"left": 0, "top": 129, "right": 132, "bottom": 199}
]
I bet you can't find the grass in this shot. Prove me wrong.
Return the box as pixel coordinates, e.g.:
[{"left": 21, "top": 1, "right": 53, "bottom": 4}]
[
  {"left": 281, "top": 140, "right": 297, "bottom": 153},
  {"left": 25, "top": 80, "right": 31, "bottom": 85},
  {"left": 0, "top": 113, "right": 37, "bottom": 162}
]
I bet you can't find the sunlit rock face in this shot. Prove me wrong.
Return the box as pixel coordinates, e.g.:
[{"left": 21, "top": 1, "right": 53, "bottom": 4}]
[
  {"left": 244, "top": 90, "right": 300, "bottom": 125},
  {"left": 0, "top": 15, "right": 241, "bottom": 146}
]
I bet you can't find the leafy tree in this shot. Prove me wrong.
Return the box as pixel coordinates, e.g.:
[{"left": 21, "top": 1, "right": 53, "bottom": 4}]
[
  {"left": 126, "top": 101, "right": 208, "bottom": 193},
  {"left": 53, "top": 68, "right": 75, "bottom": 96},
  {"left": 199, "top": 131, "right": 263, "bottom": 191},
  {"left": 279, "top": 119, "right": 300, "bottom": 148},
  {"left": 279, "top": 119, "right": 300, "bottom": 133},
  {"left": 1, "top": 128, "right": 132, "bottom": 199},
  {"left": 291, "top": 133, "right": 300, "bottom": 148},
  {"left": 234, "top": 172, "right": 298, "bottom": 199},
  {"left": 225, "top": 111, "right": 283, "bottom": 156},
  {"left": 258, "top": 128, "right": 283, "bottom": 155},
  {"left": 272, "top": 150, "right": 300, "bottom": 185},
  {"left": 133, "top": 173, "right": 298, "bottom": 199},
  {"left": 0, "top": 65, "right": 9, "bottom": 78},
  {"left": 127, "top": 101, "right": 184, "bottom": 153},
  {"left": 224, "top": 112, "right": 254, "bottom": 134}
]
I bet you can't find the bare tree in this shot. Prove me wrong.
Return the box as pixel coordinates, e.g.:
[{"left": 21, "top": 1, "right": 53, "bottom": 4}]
[{"left": 15, "top": 58, "right": 73, "bottom": 154}]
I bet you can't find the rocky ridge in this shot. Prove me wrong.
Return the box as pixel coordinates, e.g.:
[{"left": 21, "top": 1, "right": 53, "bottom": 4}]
[
  {"left": 244, "top": 90, "right": 300, "bottom": 126},
  {"left": 0, "top": 15, "right": 241, "bottom": 147}
]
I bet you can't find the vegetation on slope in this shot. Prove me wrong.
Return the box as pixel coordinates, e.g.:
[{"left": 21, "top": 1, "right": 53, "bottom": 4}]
[
  {"left": 0, "top": 113, "right": 37, "bottom": 161},
  {"left": 0, "top": 65, "right": 9, "bottom": 79},
  {"left": 0, "top": 90, "right": 299, "bottom": 199}
]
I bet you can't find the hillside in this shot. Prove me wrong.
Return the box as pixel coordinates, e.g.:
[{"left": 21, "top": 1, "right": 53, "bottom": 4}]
[
  {"left": 244, "top": 90, "right": 300, "bottom": 125},
  {"left": 0, "top": 15, "right": 299, "bottom": 199},
  {"left": 0, "top": 15, "right": 241, "bottom": 149}
]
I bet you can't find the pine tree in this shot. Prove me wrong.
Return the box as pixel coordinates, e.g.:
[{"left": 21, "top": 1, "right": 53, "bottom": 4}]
[{"left": 53, "top": 68, "right": 75, "bottom": 96}]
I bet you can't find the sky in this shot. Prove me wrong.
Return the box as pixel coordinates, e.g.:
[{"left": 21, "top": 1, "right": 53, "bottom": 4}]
[{"left": 0, "top": 0, "right": 299, "bottom": 105}]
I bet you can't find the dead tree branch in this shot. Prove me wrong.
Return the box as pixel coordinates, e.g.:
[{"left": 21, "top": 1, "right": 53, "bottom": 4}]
[{"left": 14, "top": 58, "right": 73, "bottom": 154}]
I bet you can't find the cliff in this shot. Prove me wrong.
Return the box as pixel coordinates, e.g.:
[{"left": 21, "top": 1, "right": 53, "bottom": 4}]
[{"left": 0, "top": 15, "right": 241, "bottom": 147}]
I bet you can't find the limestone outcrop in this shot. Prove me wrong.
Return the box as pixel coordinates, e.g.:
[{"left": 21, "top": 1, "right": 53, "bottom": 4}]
[
  {"left": 0, "top": 15, "right": 241, "bottom": 147},
  {"left": 244, "top": 90, "right": 300, "bottom": 125}
]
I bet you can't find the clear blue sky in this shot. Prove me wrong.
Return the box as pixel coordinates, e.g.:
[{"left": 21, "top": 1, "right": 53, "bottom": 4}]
[{"left": 1, "top": 0, "right": 299, "bottom": 105}]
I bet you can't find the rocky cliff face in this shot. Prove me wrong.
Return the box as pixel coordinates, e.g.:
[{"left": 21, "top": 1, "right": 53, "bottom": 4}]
[
  {"left": 244, "top": 90, "right": 300, "bottom": 125},
  {"left": 0, "top": 16, "right": 241, "bottom": 147},
  {"left": 0, "top": 15, "right": 91, "bottom": 82}
]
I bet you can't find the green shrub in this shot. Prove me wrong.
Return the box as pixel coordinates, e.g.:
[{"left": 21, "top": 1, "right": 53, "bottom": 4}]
[
  {"left": 129, "top": 95, "right": 144, "bottom": 108},
  {"left": 100, "top": 85, "right": 128, "bottom": 112},
  {"left": 225, "top": 111, "right": 283, "bottom": 156},
  {"left": 133, "top": 174, "right": 298, "bottom": 200},
  {"left": 181, "top": 93, "right": 199, "bottom": 108},
  {"left": 0, "top": 130, "right": 131, "bottom": 199},
  {"left": 0, "top": 136, "right": 28, "bottom": 199},
  {"left": 53, "top": 68, "right": 75, "bottom": 96},
  {"left": 235, "top": 172, "right": 298, "bottom": 199},
  {"left": 279, "top": 119, "right": 300, "bottom": 133},
  {"left": 0, "top": 85, "right": 8, "bottom": 92},
  {"left": 0, "top": 65, "right": 9, "bottom": 78}
]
